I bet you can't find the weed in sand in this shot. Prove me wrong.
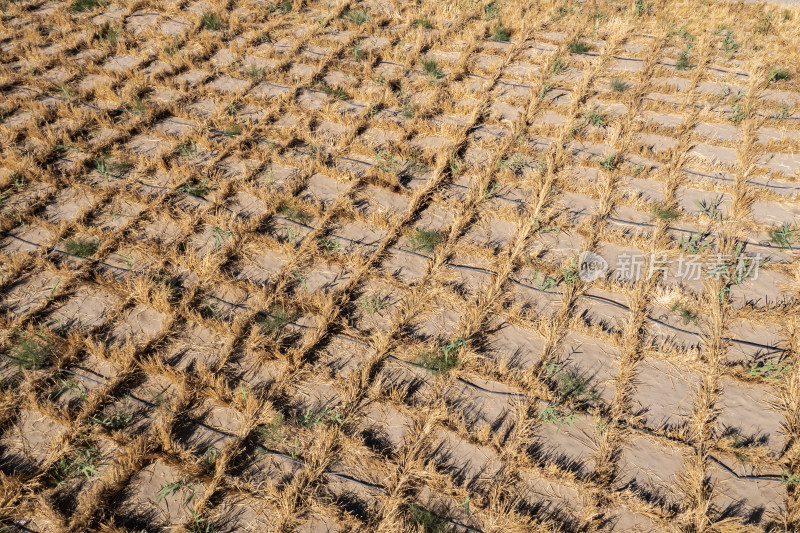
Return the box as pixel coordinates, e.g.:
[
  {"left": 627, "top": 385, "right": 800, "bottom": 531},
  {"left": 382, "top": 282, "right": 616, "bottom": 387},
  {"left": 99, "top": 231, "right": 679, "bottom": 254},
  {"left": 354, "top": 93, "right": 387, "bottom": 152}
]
[
  {"left": 223, "top": 123, "right": 242, "bottom": 136},
  {"left": 670, "top": 301, "right": 699, "bottom": 325},
  {"left": 610, "top": 78, "right": 629, "bottom": 92},
  {"left": 103, "top": 22, "right": 120, "bottom": 45},
  {"left": 94, "top": 156, "right": 132, "bottom": 177},
  {"left": 773, "top": 104, "right": 791, "bottom": 120},
  {"left": 584, "top": 106, "right": 608, "bottom": 127},
  {"left": 491, "top": 22, "right": 511, "bottom": 42},
  {"left": 721, "top": 29, "right": 738, "bottom": 54},
  {"left": 359, "top": 290, "right": 388, "bottom": 314},
  {"left": 178, "top": 180, "right": 209, "bottom": 198},
  {"left": 675, "top": 48, "right": 693, "bottom": 70},
  {"left": 188, "top": 508, "right": 214, "bottom": 533},
  {"left": 597, "top": 153, "right": 618, "bottom": 170},
  {"left": 414, "top": 18, "right": 431, "bottom": 29},
  {"left": 55, "top": 376, "right": 89, "bottom": 401},
  {"left": 652, "top": 204, "right": 680, "bottom": 221},
  {"left": 267, "top": 0, "right": 292, "bottom": 13},
  {"left": 375, "top": 149, "right": 400, "bottom": 173},
  {"left": 352, "top": 40, "right": 364, "bottom": 61},
  {"left": 537, "top": 406, "right": 577, "bottom": 429},
  {"left": 728, "top": 433, "right": 756, "bottom": 465},
  {"left": 201, "top": 12, "right": 221, "bottom": 30},
  {"left": 130, "top": 95, "right": 147, "bottom": 115},
  {"left": 408, "top": 228, "right": 441, "bottom": 254},
  {"left": 781, "top": 470, "right": 800, "bottom": 486},
  {"left": 158, "top": 477, "right": 197, "bottom": 505},
  {"left": 299, "top": 408, "right": 347, "bottom": 428},
  {"left": 756, "top": 10, "right": 774, "bottom": 35},
  {"left": 258, "top": 305, "right": 296, "bottom": 335},
  {"left": 12, "top": 332, "right": 52, "bottom": 370},
  {"left": 539, "top": 83, "right": 554, "bottom": 99},
  {"left": 632, "top": 1, "right": 652, "bottom": 16},
  {"left": 768, "top": 66, "right": 791, "bottom": 83},
  {"left": 177, "top": 140, "right": 199, "bottom": 158},
  {"left": 746, "top": 358, "right": 791, "bottom": 380},
  {"left": 729, "top": 104, "right": 749, "bottom": 125},
  {"left": 54, "top": 445, "right": 102, "bottom": 485},
  {"left": 485, "top": 3, "right": 499, "bottom": 19},
  {"left": 680, "top": 232, "right": 711, "bottom": 254},
  {"left": 409, "top": 504, "right": 447, "bottom": 533},
  {"left": 89, "top": 410, "right": 132, "bottom": 430},
  {"left": 695, "top": 194, "right": 725, "bottom": 221},
  {"left": 71, "top": 0, "right": 101, "bottom": 12},
  {"left": 568, "top": 39, "right": 591, "bottom": 54},
  {"left": 316, "top": 83, "right": 349, "bottom": 100},
  {"left": 562, "top": 259, "right": 581, "bottom": 285},
  {"left": 57, "top": 83, "right": 76, "bottom": 98},
  {"left": 255, "top": 414, "right": 283, "bottom": 448},
  {"left": 543, "top": 361, "right": 600, "bottom": 408},
  {"left": 418, "top": 338, "right": 469, "bottom": 374},
  {"left": 319, "top": 238, "right": 339, "bottom": 253},
  {"left": 769, "top": 224, "right": 799, "bottom": 249},
  {"left": 277, "top": 202, "right": 311, "bottom": 224},
  {"left": 345, "top": 9, "right": 368, "bottom": 24},
  {"left": 164, "top": 36, "right": 182, "bottom": 57},
  {"left": 421, "top": 58, "right": 444, "bottom": 81},
  {"left": 418, "top": 349, "right": 458, "bottom": 374},
  {"left": 65, "top": 237, "right": 99, "bottom": 257}
]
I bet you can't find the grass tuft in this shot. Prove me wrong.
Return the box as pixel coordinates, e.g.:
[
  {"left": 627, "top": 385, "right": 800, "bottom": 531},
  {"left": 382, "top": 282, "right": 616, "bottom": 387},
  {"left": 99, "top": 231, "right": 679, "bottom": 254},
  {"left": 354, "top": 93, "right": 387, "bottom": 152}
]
[
  {"left": 675, "top": 48, "right": 692, "bottom": 70},
  {"left": 277, "top": 202, "right": 311, "bottom": 224},
  {"left": 610, "top": 78, "right": 629, "bottom": 92},
  {"left": 359, "top": 290, "right": 388, "bottom": 314},
  {"left": 543, "top": 361, "right": 600, "bottom": 408},
  {"left": 178, "top": 179, "right": 208, "bottom": 198},
  {"left": 12, "top": 332, "right": 52, "bottom": 371},
  {"left": 652, "top": 204, "right": 679, "bottom": 220},
  {"left": 768, "top": 66, "right": 791, "bottom": 83},
  {"left": 345, "top": 9, "right": 368, "bottom": 24},
  {"left": 408, "top": 228, "right": 441, "bottom": 253},
  {"left": 491, "top": 21, "right": 511, "bottom": 42},
  {"left": 53, "top": 444, "right": 102, "bottom": 485},
  {"left": 584, "top": 106, "right": 608, "bottom": 127},
  {"left": 409, "top": 504, "right": 447, "bottom": 533},
  {"left": 65, "top": 237, "right": 99, "bottom": 257},
  {"left": 71, "top": 0, "right": 100, "bottom": 12},
  {"left": 258, "top": 305, "right": 296, "bottom": 336},
  {"left": 89, "top": 410, "right": 132, "bottom": 430},
  {"left": 255, "top": 414, "right": 283, "bottom": 447},
  {"left": 315, "top": 83, "right": 349, "bottom": 100},
  {"left": 568, "top": 39, "right": 591, "bottom": 54},
  {"left": 201, "top": 12, "right": 221, "bottom": 30},
  {"left": 421, "top": 58, "right": 444, "bottom": 81},
  {"left": 418, "top": 338, "right": 468, "bottom": 374}
]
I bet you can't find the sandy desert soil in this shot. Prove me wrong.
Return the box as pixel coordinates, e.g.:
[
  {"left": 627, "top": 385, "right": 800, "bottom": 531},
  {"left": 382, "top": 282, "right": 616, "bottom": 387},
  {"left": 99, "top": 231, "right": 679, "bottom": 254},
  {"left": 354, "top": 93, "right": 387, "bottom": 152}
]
[{"left": 1, "top": 0, "right": 800, "bottom": 531}]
